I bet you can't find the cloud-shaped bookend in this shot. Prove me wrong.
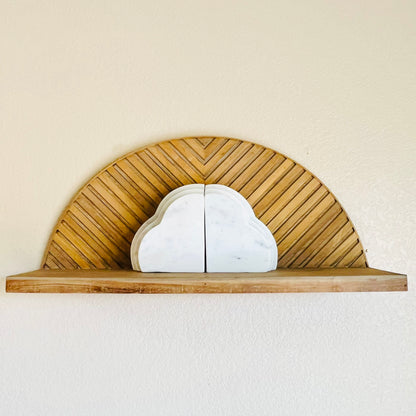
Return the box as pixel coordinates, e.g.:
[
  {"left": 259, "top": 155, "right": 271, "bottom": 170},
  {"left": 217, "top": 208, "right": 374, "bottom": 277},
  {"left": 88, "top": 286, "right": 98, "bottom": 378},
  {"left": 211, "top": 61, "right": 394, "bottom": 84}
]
[
  {"left": 205, "top": 185, "right": 277, "bottom": 272},
  {"left": 131, "top": 184, "right": 278, "bottom": 272},
  {"left": 130, "top": 184, "right": 205, "bottom": 272}
]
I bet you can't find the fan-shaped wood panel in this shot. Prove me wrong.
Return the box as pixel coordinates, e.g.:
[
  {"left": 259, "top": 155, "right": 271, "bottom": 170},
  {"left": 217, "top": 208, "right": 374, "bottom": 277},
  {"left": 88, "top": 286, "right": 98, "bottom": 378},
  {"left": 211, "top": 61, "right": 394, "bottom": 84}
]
[{"left": 42, "top": 137, "right": 367, "bottom": 270}]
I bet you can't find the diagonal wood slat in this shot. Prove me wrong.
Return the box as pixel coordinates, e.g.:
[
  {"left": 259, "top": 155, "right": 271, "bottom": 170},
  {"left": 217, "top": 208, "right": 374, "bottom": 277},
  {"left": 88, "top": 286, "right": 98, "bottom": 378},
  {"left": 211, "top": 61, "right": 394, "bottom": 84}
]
[{"left": 42, "top": 137, "right": 367, "bottom": 269}]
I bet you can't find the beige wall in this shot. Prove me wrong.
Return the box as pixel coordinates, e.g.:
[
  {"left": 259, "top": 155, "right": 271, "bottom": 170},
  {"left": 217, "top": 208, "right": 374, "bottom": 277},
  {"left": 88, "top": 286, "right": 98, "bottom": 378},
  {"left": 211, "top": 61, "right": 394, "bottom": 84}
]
[{"left": 1, "top": 1, "right": 415, "bottom": 414}]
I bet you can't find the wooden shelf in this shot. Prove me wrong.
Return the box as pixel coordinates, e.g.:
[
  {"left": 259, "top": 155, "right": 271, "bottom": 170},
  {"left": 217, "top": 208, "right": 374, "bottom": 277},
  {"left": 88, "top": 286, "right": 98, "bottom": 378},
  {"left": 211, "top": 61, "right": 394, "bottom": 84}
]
[
  {"left": 8, "top": 138, "right": 406, "bottom": 295},
  {"left": 6, "top": 268, "right": 407, "bottom": 294}
]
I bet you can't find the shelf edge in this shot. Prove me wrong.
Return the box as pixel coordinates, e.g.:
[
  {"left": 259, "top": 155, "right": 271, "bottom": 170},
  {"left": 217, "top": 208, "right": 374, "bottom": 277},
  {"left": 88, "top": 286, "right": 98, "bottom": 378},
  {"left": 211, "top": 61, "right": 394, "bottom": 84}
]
[{"left": 6, "top": 268, "right": 408, "bottom": 294}]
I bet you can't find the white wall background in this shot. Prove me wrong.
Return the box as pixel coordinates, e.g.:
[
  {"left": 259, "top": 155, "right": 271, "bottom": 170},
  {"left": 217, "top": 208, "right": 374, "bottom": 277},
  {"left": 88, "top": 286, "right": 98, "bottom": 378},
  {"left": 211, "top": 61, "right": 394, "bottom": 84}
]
[{"left": 1, "top": 1, "right": 415, "bottom": 414}]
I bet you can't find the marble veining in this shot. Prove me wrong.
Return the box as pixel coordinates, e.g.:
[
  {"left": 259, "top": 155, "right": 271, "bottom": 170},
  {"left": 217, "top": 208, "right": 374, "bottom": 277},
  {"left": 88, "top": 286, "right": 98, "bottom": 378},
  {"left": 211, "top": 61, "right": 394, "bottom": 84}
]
[
  {"left": 205, "top": 184, "right": 277, "bottom": 272},
  {"left": 130, "top": 184, "right": 205, "bottom": 272}
]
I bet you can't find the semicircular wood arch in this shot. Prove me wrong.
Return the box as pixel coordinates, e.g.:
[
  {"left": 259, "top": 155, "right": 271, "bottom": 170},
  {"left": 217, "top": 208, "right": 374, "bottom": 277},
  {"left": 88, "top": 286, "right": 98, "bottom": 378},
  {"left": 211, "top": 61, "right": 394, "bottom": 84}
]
[{"left": 42, "top": 137, "right": 367, "bottom": 270}]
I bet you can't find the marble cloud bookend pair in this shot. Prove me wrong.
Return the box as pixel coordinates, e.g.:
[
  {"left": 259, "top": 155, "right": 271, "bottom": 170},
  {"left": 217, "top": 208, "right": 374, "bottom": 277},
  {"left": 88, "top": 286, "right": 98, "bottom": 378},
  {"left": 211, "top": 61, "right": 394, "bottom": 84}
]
[{"left": 130, "top": 184, "right": 278, "bottom": 273}]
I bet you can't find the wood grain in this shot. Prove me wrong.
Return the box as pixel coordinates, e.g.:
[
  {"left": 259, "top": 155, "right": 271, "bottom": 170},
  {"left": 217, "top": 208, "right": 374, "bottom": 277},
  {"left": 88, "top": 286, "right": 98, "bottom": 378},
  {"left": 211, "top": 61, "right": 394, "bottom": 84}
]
[
  {"left": 42, "top": 137, "right": 368, "bottom": 270},
  {"left": 6, "top": 269, "right": 407, "bottom": 294}
]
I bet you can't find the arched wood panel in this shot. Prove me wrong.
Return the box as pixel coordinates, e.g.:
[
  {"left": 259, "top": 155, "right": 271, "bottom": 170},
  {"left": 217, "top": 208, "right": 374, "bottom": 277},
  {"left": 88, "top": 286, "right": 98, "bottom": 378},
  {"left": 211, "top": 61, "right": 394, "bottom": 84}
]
[{"left": 42, "top": 137, "right": 367, "bottom": 269}]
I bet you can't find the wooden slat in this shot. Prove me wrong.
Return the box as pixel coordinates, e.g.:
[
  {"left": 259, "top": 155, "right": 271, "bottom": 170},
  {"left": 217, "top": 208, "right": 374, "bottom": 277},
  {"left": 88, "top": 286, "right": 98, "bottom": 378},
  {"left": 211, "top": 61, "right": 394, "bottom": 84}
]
[
  {"left": 232, "top": 149, "right": 280, "bottom": 192},
  {"left": 68, "top": 205, "right": 130, "bottom": 266},
  {"left": 184, "top": 138, "right": 207, "bottom": 159},
  {"left": 170, "top": 140, "right": 206, "bottom": 173},
  {"left": 62, "top": 213, "right": 121, "bottom": 269},
  {"left": 42, "top": 137, "right": 368, "bottom": 270},
  {"left": 259, "top": 171, "right": 313, "bottom": 224},
  {"left": 277, "top": 195, "right": 338, "bottom": 257},
  {"left": 75, "top": 193, "right": 132, "bottom": 250},
  {"left": 137, "top": 150, "right": 181, "bottom": 189},
  {"left": 159, "top": 141, "right": 205, "bottom": 182},
  {"left": 267, "top": 178, "right": 322, "bottom": 233},
  {"left": 278, "top": 204, "right": 343, "bottom": 267},
  {"left": 6, "top": 269, "right": 407, "bottom": 294},
  {"left": 48, "top": 241, "right": 79, "bottom": 269},
  {"left": 106, "top": 165, "right": 159, "bottom": 213},
  {"left": 246, "top": 159, "right": 295, "bottom": 206},
  {"left": 218, "top": 144, "right": 264, "bottom": 186},
  {"left": 205, "top": 141, "right": 254, "bottom": 183}
]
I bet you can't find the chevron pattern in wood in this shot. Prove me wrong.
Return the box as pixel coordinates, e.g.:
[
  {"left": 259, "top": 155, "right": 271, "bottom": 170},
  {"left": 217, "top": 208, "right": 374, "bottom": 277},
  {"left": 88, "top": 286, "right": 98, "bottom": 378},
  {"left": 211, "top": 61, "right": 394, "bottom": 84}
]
[{"left": 42, "top": 137, "right": 367, "bottom": 270}]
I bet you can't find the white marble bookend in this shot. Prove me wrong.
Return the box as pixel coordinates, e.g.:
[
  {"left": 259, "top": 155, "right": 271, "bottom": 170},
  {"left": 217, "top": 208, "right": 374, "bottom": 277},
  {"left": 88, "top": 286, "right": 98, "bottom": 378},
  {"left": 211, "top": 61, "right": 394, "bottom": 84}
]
[
  {"left": 205, "top": 184, "right": 278, "bottom": 272},
  {"left": 130, "top": 184, "right": 205, "bottom": 272}
]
